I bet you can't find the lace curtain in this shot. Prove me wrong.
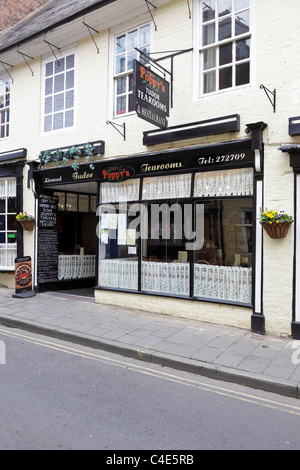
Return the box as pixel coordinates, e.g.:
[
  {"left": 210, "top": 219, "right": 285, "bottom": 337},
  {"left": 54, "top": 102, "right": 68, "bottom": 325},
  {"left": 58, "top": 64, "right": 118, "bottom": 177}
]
[
  {"left": 0, "top": 178, "right": 16, "bottom": 197},
  {"left": 194, "top": 168, "right": 253, "bottom": 197},
  {"left": 142, "top": 261, "right": 190, "bottom": 296},
  {"left": 98, "top": 259, "right": 138, "bottom": 290},
  {"left": 142, "top": 174, "right": 192, "bottom": 200},
  {"left": 58, "top": 255, "right": 96, "bottom": 280},
  {"left": 100, "top": 179, "right": 140, "bottom": 203}
]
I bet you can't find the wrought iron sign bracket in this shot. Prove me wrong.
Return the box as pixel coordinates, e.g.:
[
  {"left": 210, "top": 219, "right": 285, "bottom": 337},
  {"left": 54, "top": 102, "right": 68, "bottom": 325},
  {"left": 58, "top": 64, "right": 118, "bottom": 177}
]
[
  {"left": 44, "top": 40, "right": 61, "bottom": 65},
  {"left": 106, "top": 121, "right": 126, "bottom": 140},
  {"left": 17, "top": 51, "right": 34, "bottom": 76},
  {"left": 0, "top": 61, "right": 13, "bottom": 82},
  {"left": 187, "top": 0, "right": 192, "bottom": 18},
  {"left": 145, "top": 0, "right": 157, "bottom": 30},
  {"left": 82, "top": 21, "right": 100, "bottom": 54},
  {"left": 260, "top": 84, "right": 276, "bottom": 113}
]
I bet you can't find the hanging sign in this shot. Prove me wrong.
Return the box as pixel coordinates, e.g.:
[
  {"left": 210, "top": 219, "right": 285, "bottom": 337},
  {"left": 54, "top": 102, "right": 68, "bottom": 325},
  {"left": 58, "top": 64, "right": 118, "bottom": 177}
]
[{"left": 133, "top": 60, "right": 169, "bottom": 129}]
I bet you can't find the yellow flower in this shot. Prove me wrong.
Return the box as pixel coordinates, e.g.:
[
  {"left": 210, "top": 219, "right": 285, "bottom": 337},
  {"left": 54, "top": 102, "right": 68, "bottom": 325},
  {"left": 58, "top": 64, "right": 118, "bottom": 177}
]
[{"left": 276, "top": 220, "right": 279, "bottom": 223}]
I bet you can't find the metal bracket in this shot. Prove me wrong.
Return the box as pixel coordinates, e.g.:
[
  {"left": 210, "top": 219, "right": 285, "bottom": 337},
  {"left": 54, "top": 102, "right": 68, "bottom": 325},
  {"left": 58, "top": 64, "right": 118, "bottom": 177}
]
[
  {"left": 44, "top": 40, "right": 61, "bottom": 65},
  {"left": 83, "top": 21, "right": 100, "bottom": 54},
  {"left": 145, "top": 0, "right": 157, "bottom": 30},
  {"left": 0, "top": 61, "right": 13, "bottom": 82},
  {"left": 187, "top": 0, "right": 192, "bottom": 18},
  {"left": 17, "top": 51, "right": 34, "bottom": 76},
  {"left": 106, "top": 121, "right": 126, "bottom": 140},
  {"left": 260, "top": 84, "right": 276, "bottom": 113}
]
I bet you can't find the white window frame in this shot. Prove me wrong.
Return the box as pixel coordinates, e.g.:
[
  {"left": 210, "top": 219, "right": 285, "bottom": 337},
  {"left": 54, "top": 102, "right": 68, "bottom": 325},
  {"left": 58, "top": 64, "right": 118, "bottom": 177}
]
[
  {"left": 112, "top": 20, "right": 152, "bottom": 118},
  {"left": 0, "top": 177, "right": 17, "bottom": 271},
  {"left": 41, "top": 47, "right": 77, "bottom": 134},
  {"left": 194, "top": 0, "right": 253, "bottom": 98},
  {"left": 0, "top": 78, "right": 10, "bottom": 140}
]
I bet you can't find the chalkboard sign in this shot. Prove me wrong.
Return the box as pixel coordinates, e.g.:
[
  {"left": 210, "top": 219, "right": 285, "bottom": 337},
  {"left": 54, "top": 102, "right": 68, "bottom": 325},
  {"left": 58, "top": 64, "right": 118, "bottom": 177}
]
[
  {"left": 37, "top": 195, "right": 59, "bottom": 283},
  {"left": 38, "top": 195, "right": 58, "bottom": 229},
  {"left": 37, "top": 230, "right": 59, "bottom": 283}
]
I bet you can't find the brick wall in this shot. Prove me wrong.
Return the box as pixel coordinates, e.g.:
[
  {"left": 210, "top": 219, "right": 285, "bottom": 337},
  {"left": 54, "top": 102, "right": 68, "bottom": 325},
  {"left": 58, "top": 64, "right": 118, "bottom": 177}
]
[{"left": 0, "top": 0, "right": 51, "bottom": 31}]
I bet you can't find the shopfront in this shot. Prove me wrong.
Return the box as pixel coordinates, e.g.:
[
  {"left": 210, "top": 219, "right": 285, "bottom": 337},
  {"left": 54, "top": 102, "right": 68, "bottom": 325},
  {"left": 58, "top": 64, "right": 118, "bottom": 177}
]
[{"left": 33, "top": 126, "right": 265, "bottom": 333}]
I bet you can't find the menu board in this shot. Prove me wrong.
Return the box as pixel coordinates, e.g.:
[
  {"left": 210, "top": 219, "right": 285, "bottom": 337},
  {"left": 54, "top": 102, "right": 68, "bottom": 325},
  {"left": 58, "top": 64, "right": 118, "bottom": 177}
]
[
  {"left": 38, "top": 195, "right": 58, "bottom": 229},
  {"left": 37, "top": 195, "right": 59, "bottom": 283}
]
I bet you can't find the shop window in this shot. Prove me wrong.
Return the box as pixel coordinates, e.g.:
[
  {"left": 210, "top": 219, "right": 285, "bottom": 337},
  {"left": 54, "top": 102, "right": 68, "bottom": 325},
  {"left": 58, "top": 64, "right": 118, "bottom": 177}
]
[
  {"left": 114, "top": 23, "right": 150, "bottom": 117},
  {"left": 0, "top": 80, "right": 10, "bottom": 139},
  {"left": 43, "top": 51, "right": 76, "bottom": 132},
  {"left": 0, "top": 178, "right": 17, "bottom": 270},
  {"left": 199, "top": 0, "right": 251, "bottom": 95}
]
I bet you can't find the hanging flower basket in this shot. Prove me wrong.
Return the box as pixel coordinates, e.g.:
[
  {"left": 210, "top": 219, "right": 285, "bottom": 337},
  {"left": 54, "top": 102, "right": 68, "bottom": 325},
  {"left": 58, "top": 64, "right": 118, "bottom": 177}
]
[
  {"left": 260, "top": 221, "right": 292, "bottom": 238},
  {"left": 16, "top": 213, "right": 35, "bottom": 231},
  {"left": 18, "top": 219, "right": 35, "bottom": 231},
  {"left": 259, "top": 210, "right": 293, "bottom": 239}
]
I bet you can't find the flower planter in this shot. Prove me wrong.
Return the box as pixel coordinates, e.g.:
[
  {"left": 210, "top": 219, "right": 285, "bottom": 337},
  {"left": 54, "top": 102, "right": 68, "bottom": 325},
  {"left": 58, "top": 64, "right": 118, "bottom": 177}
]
[
  {"left": 260, "top": 221, "right": 292, "bottom": 239},
  {"left": 19, "top": 219, "right": 35, "bottom": 231}
]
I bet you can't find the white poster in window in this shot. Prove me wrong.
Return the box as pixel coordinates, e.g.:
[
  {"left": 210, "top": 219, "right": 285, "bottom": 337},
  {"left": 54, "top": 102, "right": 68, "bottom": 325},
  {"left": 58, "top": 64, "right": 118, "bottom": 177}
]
[
  {"left": 128, "top": 246, "right": 137, "bottom": 255},
  {"left": 100, "top": 229, "right": 109, "bottom": 244},
  {"left": 118, "top": 213, "right": 127, "bottom": 229},
  {"left": 127, "top": 229, "right": 136, "bottom": 246},
  {"left": 109, "top": 214, "right": 118, "bottom": 229},
  {"left": 118, "top": 229, "right": 127, "bottom": 245},
  {"left": 101, "top": 213, "right": 109, "bottom": 229}
]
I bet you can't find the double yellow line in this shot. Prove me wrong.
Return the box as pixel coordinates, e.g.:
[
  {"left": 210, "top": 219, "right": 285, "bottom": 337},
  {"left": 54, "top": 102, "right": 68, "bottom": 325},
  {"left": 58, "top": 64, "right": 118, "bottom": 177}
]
[{"left": 1, "top": 327, "right": 300, "bottom": 416}]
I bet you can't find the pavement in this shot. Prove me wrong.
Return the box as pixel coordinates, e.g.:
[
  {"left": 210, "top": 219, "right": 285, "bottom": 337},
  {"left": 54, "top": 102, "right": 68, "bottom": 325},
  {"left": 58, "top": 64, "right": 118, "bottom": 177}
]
[{"left": 0, "top": 286, "right": 300, "bottom": 399}]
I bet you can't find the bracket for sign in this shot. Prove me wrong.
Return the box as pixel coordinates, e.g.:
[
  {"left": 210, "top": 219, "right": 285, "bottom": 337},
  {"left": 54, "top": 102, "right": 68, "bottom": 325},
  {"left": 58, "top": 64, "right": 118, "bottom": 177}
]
[
  {"left": 260, "top": 84, "right": 276, "bottom": 113},
  {"left": 136, "top": 47, "right": 193, "bottom": 108},
  {"left": 0, "top": 61, "right": 13, "bottom": 82},
  {"left": 145, "top": 0, "right": 157, "bottom": 30},
  {"left": 106, "top": 121, "right": 126, "bottom": 140},
  {"left": 44, "top": 40, "right": 61, "bottom": 65},
  {"left": 187, "top": 0, "right": 191, "bottom": 18},
  {"left": 17, "top": 51, "right": 34, "bottom": 76},
  {"left": 83, "top": 21, "right": 100, "bottom": 54}
]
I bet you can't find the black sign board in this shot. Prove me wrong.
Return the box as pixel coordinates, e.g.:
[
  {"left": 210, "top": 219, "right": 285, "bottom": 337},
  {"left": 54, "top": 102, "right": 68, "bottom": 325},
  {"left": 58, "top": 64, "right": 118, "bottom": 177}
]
[
  {"left": 37, "top": 195, "right": 59, "bottom": 284},
  {"left": 15, "top": 256, "right": 32, "bottom": 294},
  {"left": 38, "top": 195, "right": 58, "bottom": 229},
  {"left": 133, "top": 60, "right": 169, "bottom": 129}
]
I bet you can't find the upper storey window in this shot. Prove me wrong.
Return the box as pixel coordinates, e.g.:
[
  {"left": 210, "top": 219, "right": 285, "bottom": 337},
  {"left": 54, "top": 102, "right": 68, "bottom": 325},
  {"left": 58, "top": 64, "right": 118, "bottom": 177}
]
[
  {"left": 43, "top": 51, "right": 76, "bottom": 132},
  {"left": 200, "top": 0, "right": 251, "bottom": 95},
  {"left": 114, "top": 23, "right": 150, "bottom": 116},
  {"left": 0, "top": 79, "right": 10, "bottom": 139}
]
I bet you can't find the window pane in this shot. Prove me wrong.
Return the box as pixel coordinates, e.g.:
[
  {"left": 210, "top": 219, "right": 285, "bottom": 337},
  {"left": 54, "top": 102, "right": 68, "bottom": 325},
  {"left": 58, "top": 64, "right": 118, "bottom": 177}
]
[
  {"left": 117, "top": 96, "right": 126, "bottom": 114},
  {"left": 128, "top": 93, "right": 134, "bottom": 112},
  {"left": 127, "top": 50, "right": 137, "bottom": 70},
  {"left": 218, "top": 0, "right": 232, "bottom": 17},
  {"left": 0, "top": 96, "right": 3, "bottom": 109},
  {"left": 117, "top": 76, "right": 126, "bottom": 94},
  {"left": 128, "top": 29, "right": 138, "bottom": 50},
  {"left": 54, "top": 93, "right": 64, "bottom": 112},
  {"left": 53, "top": 112, "right": 63, "bottom": 130},
  {"left": 7, "top": 197, "right": 16, "bottom": 213},
  {"left": 45, "top": 62, "right": 53, "bottom": 76},
  {"left": 116, "top": 55, "right": 126, "bottom": 74},
  {"left": 129, "top": 73, "right": 133, "bottom": 92},
  {"left": 45, "top": 97, "right": 52, "bottom": 114},
  {"left": 7, "top": 233, "right": 17, "bottom": 244},
  {"left": 0, "top": 199, "right": 5, "bottom": 212},
  {"left": 45, "top": 77, "right": 53, "bottom": 95},
  {"left": 140, "top": 25, "right": 150, "bottom": 45},
  {"left": 55, "top": 58, "right": 65, "bottom": 73},
  {"left": 203, "top": 47, "right": 216, "bottom": 70},
  {"left": 54, "top": 74, "right": 64, "bottom": 93},
  {"left": 116, "top": 35, "right": 125, "bottom": 54},
  {"left": 219, "top": 66, "right": 232, "bottom": 89},
  {"left": 219, "top": 17, "right": 232, "bottom": 40},
  {"left": 0, "top": 232, "right": 5, "bottom": 243},
  {"left": 66, "top": 70, "right": 74, "bottom": 89},
  {"left": 7, "top": 215, "right": 16, "bottom": 231},
  {"left": 65, "top": 110, "right": 74, "bottom": 127},
  {"left": 204, "top": 71, "right": 216, "bottom": 93},
  {"left": 44, "top": 115, "right": 52, "bottom": 132},
  {"left": 65, "top": 90, "right": 74, "bottom": 109},
  {"left": 203, "top": 23, "right": 215, "bottom": 45},
  {"left": 219, "top": 43, "right": 232, "bottom": 65},
  {"left": 236, "top": 38, "right": 250, "bottom": 60},
  {"left": 236, "top": 61, "right": 249, "bottom": 85},
  {"left": 235, "top": 0, "right": 249, "bottom": 11},
  {"left": 66, "top": 54, "right": 74, "bottom": 69},
  {"left": 235, "top": 10, "right": 249, "bottom": 35},
  {"left": 202, "top": 0, "right": 215, "bottom": 22},
  {"left": 0, "top": 215, "right": 5, "bottom": 230}
]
